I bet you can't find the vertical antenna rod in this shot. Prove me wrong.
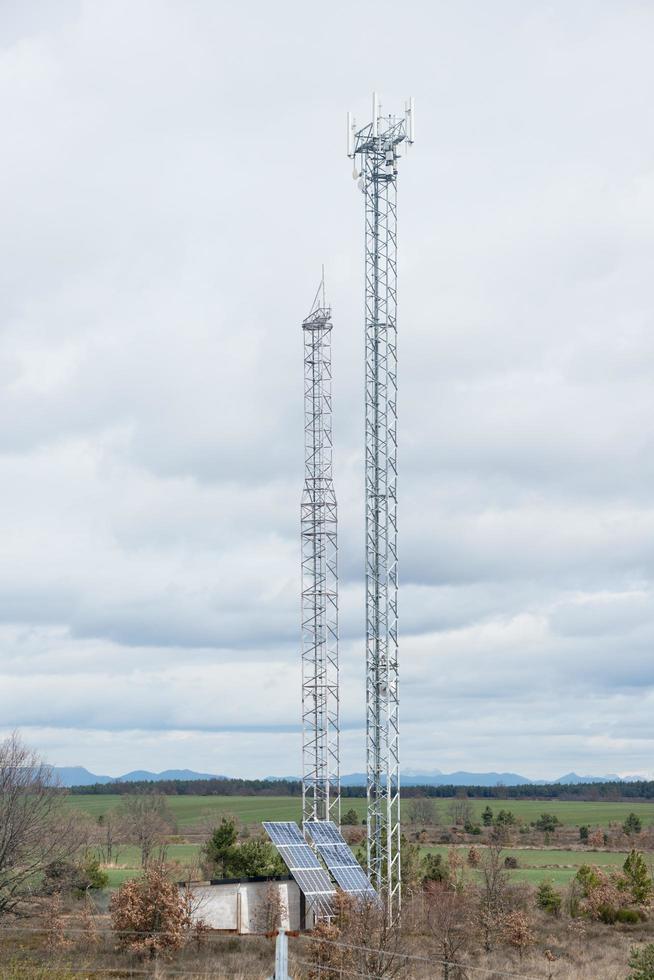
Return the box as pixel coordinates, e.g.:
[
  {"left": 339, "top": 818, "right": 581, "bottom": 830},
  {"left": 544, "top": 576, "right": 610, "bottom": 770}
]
[
  {"left": 301, "top": 276, "right": 340, "bottom": 829},
  {"left": 348, "top": 94, "right": 414, "bottom": 918}
]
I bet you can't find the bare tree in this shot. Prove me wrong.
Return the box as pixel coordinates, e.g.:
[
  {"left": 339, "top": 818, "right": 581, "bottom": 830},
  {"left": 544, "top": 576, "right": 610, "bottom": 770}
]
[
  {"left": 0, "top": 732, "right": 84, "bottom": 917},
  {"left": 478, "top": 843, "right": 510, "bottom": 952},
  {"left": 95, "top": 812, "right": 123, "bottom": 866},
  {"left": 118, "top": 793, "right": 175, "bottom": 867},
  {"left": 424, "top": 881, "right": 474, "bottom": 980},
  {"left": 343, "top": 895, "right": 408, "bottom": 979},
  {"left": 448, "top": 791, "right": 473, "bottom": 827},
  {"left": 306, "top": 892, "right": 407, "bottom": 980},
  {"left": 408, "top": 796, "right": 438, "bottom": 825},
  {"left": 258, "top": 881, "right": 288, "bottom": 934}
]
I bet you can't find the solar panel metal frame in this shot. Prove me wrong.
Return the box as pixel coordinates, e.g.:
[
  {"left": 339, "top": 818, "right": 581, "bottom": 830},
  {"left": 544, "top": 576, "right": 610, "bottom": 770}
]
[
  {"left": 263, "top": 821, "right": 336, "bottom": 912},
  {"left": 305, "top": 821, "right": 377, "bottom": 897}
]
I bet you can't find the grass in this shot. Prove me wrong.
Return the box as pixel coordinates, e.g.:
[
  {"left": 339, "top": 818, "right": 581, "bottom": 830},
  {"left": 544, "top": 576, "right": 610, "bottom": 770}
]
[
  {"left": 95, "top": 840, "right": 651, "bottom": 891},
  {"left": 103, "top": 866, "right": 141, "bottom": 887},
  {"left": 95, "top": 843, "right": 202, "bottom": 887},
  {"left": 66, "top": 793, "right": 654, "bottom": 828},
  {"left": 69, "top": 794, "right": 654, "bottom": 893},
  {"left": 455, "top": 799, "right": 654, "bottom": 826},
  {"left": 424, "top": 844, "right": 651, "bottom": 885},
  {"left": 66, "top": 793, "right": 314, "bottom": 826}
]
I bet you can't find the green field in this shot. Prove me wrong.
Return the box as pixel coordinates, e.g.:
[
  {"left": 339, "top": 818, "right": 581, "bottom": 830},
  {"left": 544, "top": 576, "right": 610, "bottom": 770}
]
[
  {"left": 425, "top": 845, "right": 653, "bottom": 885},
  {"left": 67, "top": 794, "right": 654, "bottom": 829},
  {"left": 97, "top": 841, "right": 652, "bottom": 890},
  {"left": 97, "top": 844, "right": 201, "bottom": 866},
  {"left": 67, "top": 794, "right": 313, "bottom": 826},
  {"left": 97, "top": 844, "right": 202, "bottom": 888}
]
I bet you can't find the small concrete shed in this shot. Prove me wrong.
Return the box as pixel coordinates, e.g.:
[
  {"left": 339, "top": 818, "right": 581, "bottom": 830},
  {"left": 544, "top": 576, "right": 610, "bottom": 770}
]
[{"left": 188, "top": 875, "right": 311, "bottom": 934}]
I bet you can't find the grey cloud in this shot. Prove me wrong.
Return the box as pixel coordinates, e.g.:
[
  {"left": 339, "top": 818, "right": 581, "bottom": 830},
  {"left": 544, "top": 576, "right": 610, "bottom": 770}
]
[{"left": 1, "top": 0, "right": 654, "bottom": 777}]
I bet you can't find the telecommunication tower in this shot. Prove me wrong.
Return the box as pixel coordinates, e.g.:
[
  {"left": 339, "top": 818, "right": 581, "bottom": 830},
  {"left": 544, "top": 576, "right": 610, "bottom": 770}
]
[
  {"left": 347, "top": 93, "right": 414, "bottom": 916},
  {"left": 301, "top": 274, "right": 340, "bottom": 829}
]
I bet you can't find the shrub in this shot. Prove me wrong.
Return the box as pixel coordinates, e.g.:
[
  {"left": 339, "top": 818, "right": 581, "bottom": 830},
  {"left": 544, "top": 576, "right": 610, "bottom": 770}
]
[
  {"left": 616, "top": 908, "right": 640, "bottom": 924},
  {"left": 536, "top": 879, "right": 562, "bottom": 916},
  {"left": 575, "top": 864, "right": 632, "bottom": 922},
  {"left": 598, "top": 904, "right": 618, "bottom": 924},
  {"left": 624, "top": 813, "right": 643, "bottom": 836},
  {"left": 341, "top": 808, "right": 359, "bottom": 826},
  {"left": 504, "top": 856, "right": 519, "bottom": 869},
  {"left": 579, "top": 825, "right": 589, "bottom": 842},
  {"left": 110, "top": 867, "right": 192, "bottom": 959},
  {"left": 576, "top": 864, "right": 602, "bottom": 895},
  {"left": 534, "top": 813, "right": 560, "bottom": 833},
  {"left": 42, "top": 856, "right": 108, "bottom": 897},
  {"left": 629, "top": 943, "right": 654, "bottom": 979},
  {"left": 80, "top": 855, "right": 109, "bottom": 893},
  {"left": 495, "top": 810, "right": 516, "bottom": 828},
  {"left": 502, "top": 910, "right": 534, "bottom": 959}
]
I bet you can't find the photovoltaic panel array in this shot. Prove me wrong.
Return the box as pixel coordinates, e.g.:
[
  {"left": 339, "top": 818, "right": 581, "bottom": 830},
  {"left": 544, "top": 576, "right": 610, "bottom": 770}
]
[
  {"left": 305, "top": 820, "right": 377, "bottom": 898},
  {"left": 263, "top": 821, "right": 336, "bottom": 917}
]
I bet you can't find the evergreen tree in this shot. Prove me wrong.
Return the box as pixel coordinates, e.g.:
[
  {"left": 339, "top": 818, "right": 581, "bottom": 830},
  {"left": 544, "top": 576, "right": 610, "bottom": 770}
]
[
  {"left": 623, "top": 850, "right": 653, "bottom": 905},
  {"left": 536, "top": 879, "right": 562, "bottom": 916},
  {"left": 341, "top": 808, "right": 360, "bottom": 826},
  {"left": 624, "top": 812, "right": 643, "bottom": 836},
  {"left": 202, "top": 817, "right": 238, "bottom": 877}
]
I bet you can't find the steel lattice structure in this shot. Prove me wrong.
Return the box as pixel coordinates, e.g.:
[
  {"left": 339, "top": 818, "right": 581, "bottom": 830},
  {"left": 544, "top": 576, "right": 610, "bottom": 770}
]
[
  {"left": 301, "top": 279, "right": 340, "bottom": 829},
  {"left": 348, "top": 94, "right": 414, "bottom": 917}
]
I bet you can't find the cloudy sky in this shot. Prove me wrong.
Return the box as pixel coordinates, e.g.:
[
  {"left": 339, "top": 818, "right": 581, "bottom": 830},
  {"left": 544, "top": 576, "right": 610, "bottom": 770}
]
[{"left": 2, "top": 0, "right": 654, "bottom": 780}]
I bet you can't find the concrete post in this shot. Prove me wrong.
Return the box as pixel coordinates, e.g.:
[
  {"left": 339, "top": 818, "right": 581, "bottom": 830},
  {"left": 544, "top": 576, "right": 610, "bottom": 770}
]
[{"left": 269, "top": 927, "right": 291, "bottom": 980}]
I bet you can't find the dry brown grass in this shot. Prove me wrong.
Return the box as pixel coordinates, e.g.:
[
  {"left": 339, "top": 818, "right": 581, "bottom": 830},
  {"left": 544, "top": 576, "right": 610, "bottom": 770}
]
[{"left": 2, "top": 895, "right": 653, "bottom": 979}]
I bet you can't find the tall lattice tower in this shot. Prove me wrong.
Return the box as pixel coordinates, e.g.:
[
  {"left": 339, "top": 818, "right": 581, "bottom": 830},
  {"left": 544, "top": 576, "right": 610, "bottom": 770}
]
[
  {"left": 301, "top": 276, "right": 340, "bottom": 829},
  {"left": 348, "top": 93, "right": 414, "bottom": 916}
]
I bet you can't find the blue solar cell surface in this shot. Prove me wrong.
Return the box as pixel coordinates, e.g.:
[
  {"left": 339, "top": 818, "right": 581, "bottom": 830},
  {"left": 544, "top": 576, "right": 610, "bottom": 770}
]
[
  {"left": 263, "top": 821, "right": 336, "bottom": 908},
  {"left": 305, "top": 821, "right": 377, "bottom": 897},
  {"left": 263, "top": 821, "right": 305, "bottom": 846}
]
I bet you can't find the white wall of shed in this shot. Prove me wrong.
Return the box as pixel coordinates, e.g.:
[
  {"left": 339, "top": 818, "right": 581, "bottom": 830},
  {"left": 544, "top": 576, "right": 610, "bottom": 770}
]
[{"left": 190, "top": 880, "right": 303, "bottom": 934}]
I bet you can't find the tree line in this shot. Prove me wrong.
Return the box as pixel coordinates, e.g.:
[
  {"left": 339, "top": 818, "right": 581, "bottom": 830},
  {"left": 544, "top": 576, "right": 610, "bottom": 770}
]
[{"left": 69, "top": 776, "right": 654, "bottom": 800}]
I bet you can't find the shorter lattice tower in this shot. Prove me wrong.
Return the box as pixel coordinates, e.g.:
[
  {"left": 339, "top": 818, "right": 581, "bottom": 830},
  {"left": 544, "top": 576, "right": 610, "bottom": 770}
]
[{"left": 301, "top": 275, "right": 340, "bottom": 828}]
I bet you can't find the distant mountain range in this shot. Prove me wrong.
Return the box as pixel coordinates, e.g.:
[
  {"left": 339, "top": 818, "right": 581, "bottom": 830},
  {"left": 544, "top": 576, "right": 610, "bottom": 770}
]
[
  {"left": 52, "top": 766, "right": 647, "bottom": 789},
  {"left": 51, "top": 767, "right": 224, "bottom": 787},
  {"left": 267, "top": 769, "right": 646, "bottom": 788},
  {"left": 340, "top": 770, "right": 645, "bottom": 787}
]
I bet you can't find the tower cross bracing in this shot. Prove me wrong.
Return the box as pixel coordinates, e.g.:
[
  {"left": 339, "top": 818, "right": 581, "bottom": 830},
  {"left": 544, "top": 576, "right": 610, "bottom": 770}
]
[{"left": 301, "top": 280, "right": 340, "bottom": 829}]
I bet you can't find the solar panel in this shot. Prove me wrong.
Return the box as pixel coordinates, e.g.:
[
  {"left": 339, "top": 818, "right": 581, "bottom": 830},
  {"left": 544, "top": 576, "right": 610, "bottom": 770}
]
[
  {"left": 276, "top": 844, "right": 322, "bottom": 870},
  {"left": 263, "top": 821, "right": 305, "bottom": 846},
  {"left": 263, "top": 821, "right": 336, "bottom": 915},
  {"left": 315, "top": 843, "right": 358, "bottom": 867},
  {"left": 304, "top": 820, "right": 342, "bottom": 845},
  {"left": 305, "top": 821, "right": 377, "bottom": 898}
]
